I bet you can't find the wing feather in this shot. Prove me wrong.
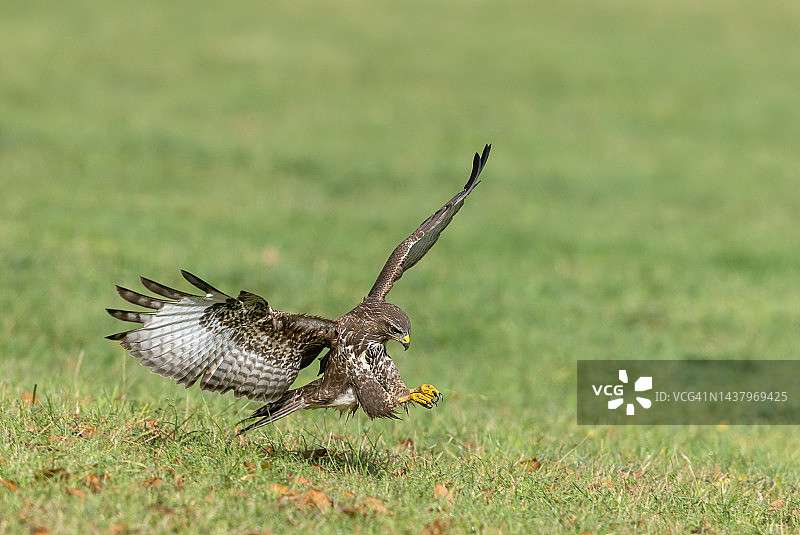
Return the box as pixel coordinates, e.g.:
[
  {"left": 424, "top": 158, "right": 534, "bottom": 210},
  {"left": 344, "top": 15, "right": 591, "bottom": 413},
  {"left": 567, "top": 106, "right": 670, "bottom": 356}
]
[
  {"left": 141, "top": 277, "right": 195, "bottom": 300},
  {"left": 368, "top": 144, "right": 491, "bottom": 300},
  {"left": 181, "top": 269, "right": 228, "bottom": 296},
  {"left": 107, "top": 271, "right": 336, "bottom": 402},
  {"left": 106, "top": 309, "right": 147, "bottom": 324},
  {"left": 115, "top": 286, "right": 166, "bottom": 310}
]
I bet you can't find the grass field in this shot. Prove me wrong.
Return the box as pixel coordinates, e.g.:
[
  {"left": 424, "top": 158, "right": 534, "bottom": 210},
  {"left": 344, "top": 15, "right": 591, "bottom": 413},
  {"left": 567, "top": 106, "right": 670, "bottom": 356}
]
[{"left": 2, "top": 0, "right": 800, "bottom": 533}]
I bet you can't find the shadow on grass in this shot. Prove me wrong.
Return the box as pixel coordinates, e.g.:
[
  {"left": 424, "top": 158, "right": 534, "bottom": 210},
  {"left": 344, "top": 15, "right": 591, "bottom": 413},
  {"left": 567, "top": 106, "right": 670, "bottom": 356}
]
[
  {"left": 14, "top": 393, "right": 411, "bottom": 478},
  {"left": 122, "top": 414, "right": 403, "bottom": 476},
  {"left": 251, "top": 436, "right": 401, "bottom": 476}
]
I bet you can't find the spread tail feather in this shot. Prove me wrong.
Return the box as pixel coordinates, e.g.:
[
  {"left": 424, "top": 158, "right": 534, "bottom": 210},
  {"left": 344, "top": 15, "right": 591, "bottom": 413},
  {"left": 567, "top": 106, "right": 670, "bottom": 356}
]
[{"left": 236, "top": 389, "right": 308, "bottom": 434}]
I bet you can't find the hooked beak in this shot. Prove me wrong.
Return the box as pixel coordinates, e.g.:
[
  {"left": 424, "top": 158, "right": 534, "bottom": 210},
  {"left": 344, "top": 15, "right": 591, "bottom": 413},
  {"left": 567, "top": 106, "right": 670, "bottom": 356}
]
[{"left": 394, "top": 333, "right": 411, "bottom": 351}]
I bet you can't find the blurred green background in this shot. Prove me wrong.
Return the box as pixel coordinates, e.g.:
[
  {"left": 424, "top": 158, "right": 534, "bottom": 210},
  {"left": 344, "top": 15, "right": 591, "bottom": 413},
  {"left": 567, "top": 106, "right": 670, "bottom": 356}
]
[{"left": 1, "top": 0, "right": 799, "bottom": 531}]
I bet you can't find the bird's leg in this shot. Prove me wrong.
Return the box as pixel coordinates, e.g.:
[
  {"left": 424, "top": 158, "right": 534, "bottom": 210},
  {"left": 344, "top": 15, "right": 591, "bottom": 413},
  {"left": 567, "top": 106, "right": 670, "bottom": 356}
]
[{"left": 397, "top": 384, "right": 442, "bottom": 409}]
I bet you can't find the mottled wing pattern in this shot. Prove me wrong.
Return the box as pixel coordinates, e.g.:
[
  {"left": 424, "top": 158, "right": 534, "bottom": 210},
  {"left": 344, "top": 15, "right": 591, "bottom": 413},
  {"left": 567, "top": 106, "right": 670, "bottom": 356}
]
[
  {"left": 368, "top": 144, "right": 491, "bottom": 301},
  {"left": 107, "top": 270, "right": 336, "bottom": 402}
]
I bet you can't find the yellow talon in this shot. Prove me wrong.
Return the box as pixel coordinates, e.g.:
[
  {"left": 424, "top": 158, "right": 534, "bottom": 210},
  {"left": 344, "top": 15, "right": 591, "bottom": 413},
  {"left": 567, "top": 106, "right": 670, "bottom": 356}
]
[{"left": 398, "top": 384, "right": 442, "bottom": 409}]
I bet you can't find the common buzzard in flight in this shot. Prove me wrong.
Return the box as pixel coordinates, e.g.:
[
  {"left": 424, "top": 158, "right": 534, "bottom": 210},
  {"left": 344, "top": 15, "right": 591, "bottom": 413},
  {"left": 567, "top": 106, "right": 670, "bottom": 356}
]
[{"left": 107, "top": 145, "right": 491, "bottom": 433}]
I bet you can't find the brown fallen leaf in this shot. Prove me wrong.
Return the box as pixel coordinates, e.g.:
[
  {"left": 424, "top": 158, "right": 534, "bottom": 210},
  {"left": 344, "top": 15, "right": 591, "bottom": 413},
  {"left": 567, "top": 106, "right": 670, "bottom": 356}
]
[
  {"left": 30, "top": 526, "right": 49, "bottom": 535},
  {"left": 268, "top": 484, "right": 291, "bottom": 495},
  {"left": 422, "top": 518, "right": 451, "bottom": 535},
  {"left": 338, "top": 494, "right": 390, "bottom": 517},
  {"left": 362, "top": 496, "right": 392, "bottom": 515},
  {"left": 84, "top": 475, "right": 101, "bottom": 492},
  {"left": 108, "top": 523, "right": 129, "bottom": 535},
  {"left": 151, "top": 505, "right": 174, "bottom": 515},
  {"left": 304, "top": 488, "right": 333, "bottom": 513},
  {"left": 520, "top": 457, "right": 542, "bottom": 471},
  {"left": 395, "top": 438, "right": 415, "bottom": 454},
  {"left": 339, "top": 505, "right": 359, "bottom": 517},
  {"left": 768, "top": 499, "right": 785, "bottom": 511},
  {"left": 1, "top": 478, "right": 17, "bottom": 491},
  {"left": 66, "top": 487, "right": 86, "bottom": 499},
  {"left": 690, "top": 521, "right": 715, "bottom": 534},
  {"left": 21, "top": 391, "right": 41, "bottom": 407},
  {"left": 142, "top": 477, "right": 163, "bottom": 488},
  {"left": 296, "top": 475, "right": 312, "bottom": 486},
  {"left": 300, "top": 448, "right": 327, "bottom": 461},
  {"left": 434, "top": 483, "right": 453, "bottom": 503},
  {"left": 243, "top": 462, "right": 257, "bottom": 473},
  {"left": 276, "top": 494, "right": 294, "bottom": 508},
  {"left": 83, "top": 474, "right": 106, "bottom": 493},
  {"left": 37, "top": 468, "right": 69, "bottom": 481},
  {"left": 77, "top": 427, "right": 98, "bottom": 439}
]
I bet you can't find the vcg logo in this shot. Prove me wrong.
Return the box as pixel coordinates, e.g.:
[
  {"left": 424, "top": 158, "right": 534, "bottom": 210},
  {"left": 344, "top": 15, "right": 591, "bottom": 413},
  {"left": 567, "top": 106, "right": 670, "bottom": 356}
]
[{"left": 591, "top": 369, "right": 653, "bottom": 416}]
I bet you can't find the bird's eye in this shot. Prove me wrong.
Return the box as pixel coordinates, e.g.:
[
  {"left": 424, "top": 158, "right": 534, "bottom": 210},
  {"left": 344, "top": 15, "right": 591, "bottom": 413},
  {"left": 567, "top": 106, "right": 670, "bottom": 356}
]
[{"left": 387, "top": 324, "right": 401, "bottom": 334}]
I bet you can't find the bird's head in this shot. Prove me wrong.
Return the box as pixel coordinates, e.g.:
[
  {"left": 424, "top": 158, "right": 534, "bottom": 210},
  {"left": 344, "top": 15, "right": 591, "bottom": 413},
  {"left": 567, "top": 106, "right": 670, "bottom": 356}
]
[
  {"left": 382, "top": 304, "right": 412, "bottom": 351},
  {"left": 353, "top": 299, "right": 411, "bottom": 350}
]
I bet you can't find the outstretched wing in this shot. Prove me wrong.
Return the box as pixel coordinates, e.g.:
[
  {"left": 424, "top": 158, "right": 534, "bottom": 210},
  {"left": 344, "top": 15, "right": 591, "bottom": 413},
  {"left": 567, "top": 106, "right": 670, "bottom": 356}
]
[
  {"left": 368, "top": 144, "right": 491, "bottom": 301},
  {"left": 106, "top": 270, "right": 336, "bottom": 402}
]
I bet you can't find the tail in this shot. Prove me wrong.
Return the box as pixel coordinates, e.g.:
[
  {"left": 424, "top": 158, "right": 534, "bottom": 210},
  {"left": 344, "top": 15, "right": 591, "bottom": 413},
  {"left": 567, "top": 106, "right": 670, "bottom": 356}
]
[{"left": 236, "top": 388, "right": 309, "bottom": 434}]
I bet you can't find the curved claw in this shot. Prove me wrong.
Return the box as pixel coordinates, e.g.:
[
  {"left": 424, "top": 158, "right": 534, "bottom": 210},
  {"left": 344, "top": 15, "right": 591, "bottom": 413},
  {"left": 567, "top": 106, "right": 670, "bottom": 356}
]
[{"left": 398, "top": 384, "right": 442, "bottom": 409}]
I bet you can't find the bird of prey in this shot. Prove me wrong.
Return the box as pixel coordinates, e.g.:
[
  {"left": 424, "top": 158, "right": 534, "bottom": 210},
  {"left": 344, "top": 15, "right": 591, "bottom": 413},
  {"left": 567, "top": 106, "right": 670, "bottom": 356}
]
[{"left": 107, "top": 145, "right": 491, "bottom": 433}]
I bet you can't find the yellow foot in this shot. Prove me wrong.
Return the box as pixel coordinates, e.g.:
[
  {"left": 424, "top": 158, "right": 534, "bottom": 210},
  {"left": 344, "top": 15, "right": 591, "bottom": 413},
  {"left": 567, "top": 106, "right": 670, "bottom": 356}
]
[{"left": 397, "top": 384, "right": 442, "bottom": 409}]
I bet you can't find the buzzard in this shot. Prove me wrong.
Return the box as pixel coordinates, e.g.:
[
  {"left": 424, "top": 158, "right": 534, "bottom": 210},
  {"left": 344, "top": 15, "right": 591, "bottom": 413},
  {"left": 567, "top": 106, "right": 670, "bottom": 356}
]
[{"left": 107, "top": 145, "right": 491, "bottom": 433}]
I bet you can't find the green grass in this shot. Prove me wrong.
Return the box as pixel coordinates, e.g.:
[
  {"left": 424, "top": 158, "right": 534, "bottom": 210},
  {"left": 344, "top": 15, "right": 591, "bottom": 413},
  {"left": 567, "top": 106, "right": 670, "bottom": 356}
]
[{"left": 2, "top": 0, "right": 800, "bottom": 533}]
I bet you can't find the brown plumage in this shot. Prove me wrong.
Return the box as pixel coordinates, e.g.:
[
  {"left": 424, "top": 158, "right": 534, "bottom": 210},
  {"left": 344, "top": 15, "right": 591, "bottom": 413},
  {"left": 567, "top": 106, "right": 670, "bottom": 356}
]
[{"left": 107, "top": 145, "right": 491, "bottom": 432}]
